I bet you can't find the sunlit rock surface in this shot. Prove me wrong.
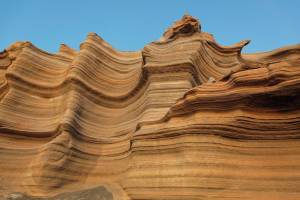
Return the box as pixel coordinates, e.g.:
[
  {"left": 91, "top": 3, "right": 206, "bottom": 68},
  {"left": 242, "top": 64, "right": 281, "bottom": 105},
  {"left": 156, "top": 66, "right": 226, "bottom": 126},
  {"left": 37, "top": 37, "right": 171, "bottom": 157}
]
[{"left": 0, "top": 15, "right": 300, "bottom": 200}]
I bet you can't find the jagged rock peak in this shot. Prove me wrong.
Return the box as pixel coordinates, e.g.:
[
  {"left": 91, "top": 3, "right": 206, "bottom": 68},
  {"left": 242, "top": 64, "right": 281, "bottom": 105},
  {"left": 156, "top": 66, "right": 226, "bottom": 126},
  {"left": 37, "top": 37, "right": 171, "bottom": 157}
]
[{"left": 161, "top": 14, "right": 201, "bottom": 41}]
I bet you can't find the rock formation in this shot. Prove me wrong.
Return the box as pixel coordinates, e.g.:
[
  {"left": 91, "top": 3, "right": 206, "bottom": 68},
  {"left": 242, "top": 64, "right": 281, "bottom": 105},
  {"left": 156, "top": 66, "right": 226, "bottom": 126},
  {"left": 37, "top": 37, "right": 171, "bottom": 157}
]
[{"left": 0, "top": 15, "right": 300, "bottom": 200}]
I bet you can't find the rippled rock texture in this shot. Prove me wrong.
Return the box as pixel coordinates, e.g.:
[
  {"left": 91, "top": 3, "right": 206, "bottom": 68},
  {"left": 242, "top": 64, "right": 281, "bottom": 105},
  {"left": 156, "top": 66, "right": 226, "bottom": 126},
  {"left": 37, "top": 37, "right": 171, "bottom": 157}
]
[{"left": 0, "top": 15, "right": 300, "bottom": 200}]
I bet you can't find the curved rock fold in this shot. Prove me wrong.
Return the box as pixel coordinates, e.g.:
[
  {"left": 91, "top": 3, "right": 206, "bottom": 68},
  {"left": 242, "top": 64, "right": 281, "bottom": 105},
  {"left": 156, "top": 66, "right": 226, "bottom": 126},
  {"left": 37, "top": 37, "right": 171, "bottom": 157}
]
[{"left": 0, "top": 15, "right": 300, "bottom": 200}]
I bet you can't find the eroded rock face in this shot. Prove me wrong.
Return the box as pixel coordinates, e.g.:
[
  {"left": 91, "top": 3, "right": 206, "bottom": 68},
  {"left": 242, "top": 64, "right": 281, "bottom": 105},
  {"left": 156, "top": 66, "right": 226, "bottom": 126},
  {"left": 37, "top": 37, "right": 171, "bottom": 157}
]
[
  {"left": 0, "top": 15, "right": 300, "bottom": 200},
  {"left": 161, "top": 14, "right": 201, "bottom": 41}
]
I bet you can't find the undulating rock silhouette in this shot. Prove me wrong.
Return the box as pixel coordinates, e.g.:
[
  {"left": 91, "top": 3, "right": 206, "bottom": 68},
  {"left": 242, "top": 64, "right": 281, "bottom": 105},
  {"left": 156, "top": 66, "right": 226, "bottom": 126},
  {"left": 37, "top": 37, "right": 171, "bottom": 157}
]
[{"left": 0, "top": 15, "right": 300, "bottom": 200}]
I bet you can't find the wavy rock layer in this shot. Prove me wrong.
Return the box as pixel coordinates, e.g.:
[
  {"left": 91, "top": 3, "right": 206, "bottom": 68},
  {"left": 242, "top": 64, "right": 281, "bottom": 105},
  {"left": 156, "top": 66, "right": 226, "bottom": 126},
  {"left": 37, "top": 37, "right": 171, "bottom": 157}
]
[{"left": 0, "top": 15, "right": 300, "bottom": 200}]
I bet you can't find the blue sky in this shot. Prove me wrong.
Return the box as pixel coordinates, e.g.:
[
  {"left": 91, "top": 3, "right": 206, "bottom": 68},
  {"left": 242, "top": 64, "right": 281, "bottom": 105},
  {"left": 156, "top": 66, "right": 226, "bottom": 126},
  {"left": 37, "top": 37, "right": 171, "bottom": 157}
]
[{"left": 1, "top": 0, "right": 299, "bottom": 53}]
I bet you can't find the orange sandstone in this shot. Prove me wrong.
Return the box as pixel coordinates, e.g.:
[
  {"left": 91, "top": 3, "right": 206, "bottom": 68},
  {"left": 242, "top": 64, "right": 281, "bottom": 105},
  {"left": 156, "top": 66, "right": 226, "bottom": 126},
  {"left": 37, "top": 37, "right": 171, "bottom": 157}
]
[{"left": 0, "top": 15, "right": 300, "bottom": 200}]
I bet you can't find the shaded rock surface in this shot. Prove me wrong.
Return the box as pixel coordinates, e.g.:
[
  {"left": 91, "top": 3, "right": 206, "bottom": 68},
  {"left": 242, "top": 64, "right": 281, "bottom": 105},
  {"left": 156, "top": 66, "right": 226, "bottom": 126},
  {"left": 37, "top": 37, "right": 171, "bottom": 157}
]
[{"left": 4, "top": 187, "right": 112, "bottom": 200}]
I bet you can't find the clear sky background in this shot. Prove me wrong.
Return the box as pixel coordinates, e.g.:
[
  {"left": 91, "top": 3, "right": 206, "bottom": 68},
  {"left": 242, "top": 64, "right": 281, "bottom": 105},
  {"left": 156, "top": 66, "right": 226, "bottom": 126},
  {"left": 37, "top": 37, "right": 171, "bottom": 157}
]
[{"left": 1, "top": 0, "right": 299, "bottom": 53}]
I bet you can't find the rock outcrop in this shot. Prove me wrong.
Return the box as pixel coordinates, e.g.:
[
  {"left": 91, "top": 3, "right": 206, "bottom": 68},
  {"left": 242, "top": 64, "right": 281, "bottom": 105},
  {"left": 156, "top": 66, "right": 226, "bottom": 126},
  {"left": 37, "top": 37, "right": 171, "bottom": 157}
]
[{"left": 0, "top": 15, "right": 300, "bottom": 200}]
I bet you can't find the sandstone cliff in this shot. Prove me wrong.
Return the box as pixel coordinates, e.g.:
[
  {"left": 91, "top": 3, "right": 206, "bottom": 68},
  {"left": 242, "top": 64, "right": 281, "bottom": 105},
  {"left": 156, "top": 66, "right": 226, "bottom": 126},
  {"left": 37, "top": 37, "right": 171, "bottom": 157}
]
[{"left": 0, "top": 15, "right": 300, "bottom": 200}]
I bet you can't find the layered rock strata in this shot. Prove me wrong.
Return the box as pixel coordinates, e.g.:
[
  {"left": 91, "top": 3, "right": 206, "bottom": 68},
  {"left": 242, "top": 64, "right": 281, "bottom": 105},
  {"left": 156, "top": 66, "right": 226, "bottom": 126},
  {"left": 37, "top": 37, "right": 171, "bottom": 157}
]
[{"left": 0, "top": 15, "right": 300, "bottom": 200}]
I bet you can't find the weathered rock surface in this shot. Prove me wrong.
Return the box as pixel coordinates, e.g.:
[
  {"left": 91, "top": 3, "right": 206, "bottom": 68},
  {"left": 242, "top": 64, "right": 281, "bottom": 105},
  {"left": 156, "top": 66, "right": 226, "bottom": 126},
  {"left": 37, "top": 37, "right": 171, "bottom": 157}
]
[
  {"left": 0, "top": 15, "right": 300, "bottom": 199},
  {"left": 4, "top": 186, "right": 112, "bottom": 200}
]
